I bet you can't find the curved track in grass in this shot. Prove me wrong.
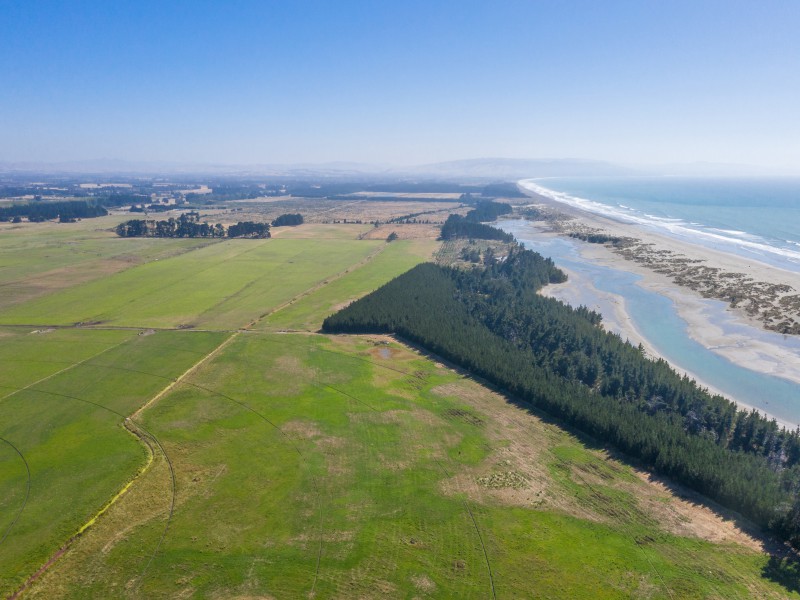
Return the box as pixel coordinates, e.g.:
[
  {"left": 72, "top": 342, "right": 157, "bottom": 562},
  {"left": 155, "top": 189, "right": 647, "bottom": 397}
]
[
  {"left": 4, "top": 387, "right": 176, "bottom": 598},
  {"left": 8, "top": 334, "right": 500, "bottom": 597},
  {"left": 0, "top": 436, "right": 31, "bottom": 548}
]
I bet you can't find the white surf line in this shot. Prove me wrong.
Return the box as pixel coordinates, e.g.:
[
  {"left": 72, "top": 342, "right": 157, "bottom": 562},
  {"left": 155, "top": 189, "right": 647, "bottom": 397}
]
[{"left": 0, "top": 338, "right": 130, "bottom": 404}]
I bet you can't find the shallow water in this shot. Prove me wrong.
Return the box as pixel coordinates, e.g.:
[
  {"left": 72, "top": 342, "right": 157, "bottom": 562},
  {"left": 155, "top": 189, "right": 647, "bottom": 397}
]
[{"left": 498, "top": 219, "right": 800, "bottom": 428}]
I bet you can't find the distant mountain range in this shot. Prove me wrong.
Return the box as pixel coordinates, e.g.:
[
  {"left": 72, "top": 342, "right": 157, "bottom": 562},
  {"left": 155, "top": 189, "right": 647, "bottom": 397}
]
[
  {"left": 399, "top": 158, "right": 639, "bottom": 179},
  {"left": 0, "top": 157, "right": 792, "bottom": 179}
]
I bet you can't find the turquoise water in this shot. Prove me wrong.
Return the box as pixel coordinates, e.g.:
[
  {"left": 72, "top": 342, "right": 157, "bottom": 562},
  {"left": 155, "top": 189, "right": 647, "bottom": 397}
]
[
  {"left": 521, "top": 177, "right": 800, "bottom": 271},
  {"left": 498, "top": 218, "right": 800, "bottom": 428}
]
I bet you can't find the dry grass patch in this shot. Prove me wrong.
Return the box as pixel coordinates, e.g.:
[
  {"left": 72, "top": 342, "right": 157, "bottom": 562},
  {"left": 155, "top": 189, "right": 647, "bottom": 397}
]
[
  {"left": 25, "top": 449, "right": 173, "bottom": 598},
  {"left": 430, "top": 378, "right": 785, "bottom": 552},
  {"left": 270, "top": 223, "right": 369, "bottom": 240},
  {"left": 360, "top": 223, "right": 441, "bottom": 241},
  {"left": 316, "top": 200, "right": 458, "bottom": 225},
  {"left": 0, "top": 258, "right": 136, "bottom": 311},
  {"left": 281, "top": 420, "right": 323, "bottom": 440},
  {"left": 270, "top": 355, "right": 317, "bottom": 394},
  {"left": 410, "top": 573, "right": 436, "bottom": 593},
  {"left": 628, "top": 470, "right": 766, "bottom": 551}
]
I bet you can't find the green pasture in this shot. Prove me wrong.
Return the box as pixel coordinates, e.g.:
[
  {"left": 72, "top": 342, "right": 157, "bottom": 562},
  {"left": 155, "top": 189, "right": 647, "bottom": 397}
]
[
  {"left": 0, "top": 237, "right": 382, "bottom": 329},
  {"left": 23, "top": 334, "right": 798, "bottom": 599},
  {"left": 0, "top": 217, "right": 216, "bottom": 307},
  {"left": 1, "top": 221, "right": 796, "bottom": 599},
  {"left": 0, "top": 329, "right": 227, "bottom": 596},
  {"left": 265, "top": 238, "right": 437, "bottom": 331}
]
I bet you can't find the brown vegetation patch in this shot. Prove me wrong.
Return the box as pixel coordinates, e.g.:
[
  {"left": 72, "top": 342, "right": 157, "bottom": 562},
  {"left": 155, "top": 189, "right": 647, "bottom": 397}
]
[
  {"left": 0, "top": 258, "right": 137, "bottom": 311},
  {"left": 290, "top": 530, "right": 354, "bottom": 545},
  {"left": 477, "top": 470, "right": 529, "bottom": 490},
  {"left": 360, "top": 223, "right": 442, "bottom": 241},
  {"left": 347, "top": 409, "right": 408, "bottom": 425},
  {"left": 281, "top": 420, "right": 323, "bottom": 440},
  {"left": 443, "top": 408, "right": 484, "bottom": 427},
  {"left": 217, "top": 596, "right": 276, "bottom": 600},
  {"left": 313, "top": 199, "right": 459, "bottom": 226},
  {"left": 410, "top": 573, "right": 436, "bottom": 592},
  {"left": 433, "top": 376, "right": 776, "bottom": 548},
  {"left": 280, "top": 420, "right": 350, "bottom": 478},
  {"left": 270, "top": 355, "right": 316, "bottom": 393},
  {"left": 627, "top": 470, "right": 766, "bottom": 551},
  {"left": 432, "top": 382, "right": 555, "bottom": 507},
  {"left": 367, "top": 344, "right": 398, "bottom": 361}
]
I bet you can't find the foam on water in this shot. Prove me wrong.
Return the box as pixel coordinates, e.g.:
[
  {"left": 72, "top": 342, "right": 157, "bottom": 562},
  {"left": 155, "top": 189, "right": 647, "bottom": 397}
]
[{"left": 520, "top": 179, "right": 800, "bottom": 270}]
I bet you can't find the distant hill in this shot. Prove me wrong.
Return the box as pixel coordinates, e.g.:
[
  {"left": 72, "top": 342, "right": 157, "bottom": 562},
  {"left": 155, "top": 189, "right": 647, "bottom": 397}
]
[
  {"left": 2, "top": 157, "right": 789, "bottom": 179},
  {"left": 400, "top": 158, "right": 641, "bottom": 179}
]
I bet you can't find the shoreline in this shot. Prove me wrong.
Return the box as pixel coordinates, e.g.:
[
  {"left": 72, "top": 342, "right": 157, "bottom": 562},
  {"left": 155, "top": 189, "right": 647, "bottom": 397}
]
[
  {"left": 518, "top": 180, "right": 800, "bottom": 336},
  {"left": 538, "top": 261, "right": 736, "bottom": 401},
  {"left": 510, "top": 186, "right": 800, "bottom": 429}
]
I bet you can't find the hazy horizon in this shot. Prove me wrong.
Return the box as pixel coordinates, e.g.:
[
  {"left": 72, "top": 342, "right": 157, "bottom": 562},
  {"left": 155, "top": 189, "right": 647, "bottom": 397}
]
[{"left": 3, "top": 2, "right": 800, "bottom": 171}]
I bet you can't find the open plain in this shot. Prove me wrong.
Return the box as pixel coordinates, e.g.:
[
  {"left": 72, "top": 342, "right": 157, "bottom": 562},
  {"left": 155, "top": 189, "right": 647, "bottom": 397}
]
[{"left": 1, "top": 210, "right": 797, "bottom": 599}]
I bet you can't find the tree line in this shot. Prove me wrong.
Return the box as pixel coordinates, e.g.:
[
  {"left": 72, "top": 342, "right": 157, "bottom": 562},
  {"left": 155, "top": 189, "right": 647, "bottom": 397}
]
[
  {"left": 116, "top": 213, "right": 270, "bottom": 238},
  {"left": 0, "top": 200, "right": 108, "bottom": 222},
  {"left": 272, "top": 213, "right": 303, "bottom": 227},
  {"left": 323, "top": 243, "right": 800, "bottom": 549},
  {"left": 440, "top": 214, "right": 514, "bottom": 241},
  {"left": 464, "top": 200, "right": 512, "bottom": 222}
]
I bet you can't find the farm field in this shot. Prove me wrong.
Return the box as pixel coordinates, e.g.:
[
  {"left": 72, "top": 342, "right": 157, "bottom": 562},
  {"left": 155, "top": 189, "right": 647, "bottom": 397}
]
[
  {"left": 19, "top": 333, "right": 798, "bottom": 599},
  {"left": 0, "top": 236, "right": 383, "bottom": 330},
  {"left": 0, "top": 327, "right": 227, "bottom": 595},
  {"left": 0, "top": 219, "right": 797, "bottom": 599},
  {"left": 0, "top": 217, "right": 217, "bottom": 312},
  {"left": 264, "top": 238, "right": 438, "bottom": 331}
]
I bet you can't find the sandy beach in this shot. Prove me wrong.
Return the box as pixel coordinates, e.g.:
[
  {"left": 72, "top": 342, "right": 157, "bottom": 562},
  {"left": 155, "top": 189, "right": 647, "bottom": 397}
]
[{"left": 514, "top": 183, "right": 800, "bottom": 427}]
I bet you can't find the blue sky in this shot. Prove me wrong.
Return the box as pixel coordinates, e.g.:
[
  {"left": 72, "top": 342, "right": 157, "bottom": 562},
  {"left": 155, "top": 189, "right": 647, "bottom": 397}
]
[{"left": 2, "top": 1, "right": 799, "bottom": 169}]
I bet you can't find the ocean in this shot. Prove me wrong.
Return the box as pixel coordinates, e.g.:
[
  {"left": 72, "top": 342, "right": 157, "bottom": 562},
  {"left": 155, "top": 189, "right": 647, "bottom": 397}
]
[{"left": 520, "top": 177, "right": 800, "bottom": 271}]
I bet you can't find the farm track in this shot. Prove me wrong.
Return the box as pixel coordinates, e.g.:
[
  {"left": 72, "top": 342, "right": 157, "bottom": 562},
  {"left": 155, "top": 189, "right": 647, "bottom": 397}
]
[
  {"left": 6, "top": 326, "right": 690, "bottom": 598},
  {"left": 5, "top": 230, "right": 677, "bottom": 597},
  {"left": 4, "top": 387, "right": 175, "bottom": 600}
]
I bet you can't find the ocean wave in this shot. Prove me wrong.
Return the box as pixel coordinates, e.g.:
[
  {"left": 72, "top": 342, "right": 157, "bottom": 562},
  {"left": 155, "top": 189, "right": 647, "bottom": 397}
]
[
  {"left": 519, "top": 179, "right": 800, "bottom": 267},
  {"left": 707, "top": 228, "right": 756, "bottom": 239}
]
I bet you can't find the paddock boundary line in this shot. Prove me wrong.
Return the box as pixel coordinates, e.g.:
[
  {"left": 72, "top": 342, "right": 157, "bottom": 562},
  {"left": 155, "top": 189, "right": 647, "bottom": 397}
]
[
  {"left": 0, "top": 437, "right": 31, "bottom": 548},
  {"left": 4, "top": 388, "right": 176, "bottom": 600}
]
